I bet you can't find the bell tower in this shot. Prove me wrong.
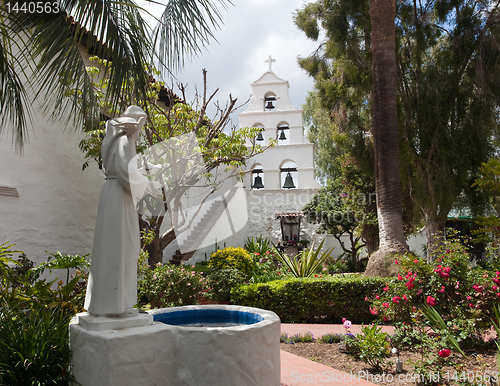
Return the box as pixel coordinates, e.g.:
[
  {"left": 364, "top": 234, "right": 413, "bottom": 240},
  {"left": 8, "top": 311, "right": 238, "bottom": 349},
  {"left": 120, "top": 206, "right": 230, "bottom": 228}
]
[{"left": 239, "top": 56, "right": 321, "bottom": 245}]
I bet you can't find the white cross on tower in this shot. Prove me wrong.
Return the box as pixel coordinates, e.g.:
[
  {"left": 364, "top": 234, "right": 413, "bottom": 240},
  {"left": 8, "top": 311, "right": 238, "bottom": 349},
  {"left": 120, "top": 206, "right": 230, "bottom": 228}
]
[{"left": 265, "top": 55, "right": 276, "bottom": 72}]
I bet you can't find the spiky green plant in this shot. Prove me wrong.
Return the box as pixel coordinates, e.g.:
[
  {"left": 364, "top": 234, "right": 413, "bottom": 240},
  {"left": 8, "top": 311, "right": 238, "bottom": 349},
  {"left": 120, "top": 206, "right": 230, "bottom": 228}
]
[
  {"left": 274, "top": 239, "right": 333, "bottom": 278},
  {"left": 244, "top": 235, "right": 273, "bottom": 255}
]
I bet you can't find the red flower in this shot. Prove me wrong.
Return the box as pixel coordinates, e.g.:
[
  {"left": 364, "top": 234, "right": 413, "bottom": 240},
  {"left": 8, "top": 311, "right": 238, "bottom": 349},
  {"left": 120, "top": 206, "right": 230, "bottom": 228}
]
[
  {"left": 492, "top": 285, "right": 498, "bottom": 290},
  {"left": 497, "top": 293, "right": 500, "bottom": 298},
  {"left": 383, "top": 315, "right": 390, "bottom": 322},
  {"left": 472, "top": 284, "right": 482, "bottom": 293},
  {"left": 414, "top": 259, "right": 418, "bottom": 264},
  {"left": 392, "top": 296, "right": 401, "bottom": 304},
  {"left": 406, "top": 282, "right": 415, "bottom": 290},
  {"left": 383, "top": 286, "right": 389, "bottom": 292},
  {"left": 402, "top": 295, "right": 408, "bottom": 301},
  {"left": 397, "top": 274, "right": 403, "bottom": 281},
  {"left": 369, "top": 307, "right": 378, "bottom": 315},
  {"left": 438, "top": 349, "right": 451, "bottom": 358},
  {"left": 382, "top": 302, "right": 390, "bottom": 308},
  {"left": 426, "top": 296, "right": 437, "bottom": 306}
]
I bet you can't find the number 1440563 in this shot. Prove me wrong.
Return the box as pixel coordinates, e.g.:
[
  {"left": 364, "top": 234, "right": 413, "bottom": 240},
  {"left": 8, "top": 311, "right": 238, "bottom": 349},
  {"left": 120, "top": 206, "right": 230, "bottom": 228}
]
[{"left": 6, "top": 2, "right": 60, "bottom": 14}]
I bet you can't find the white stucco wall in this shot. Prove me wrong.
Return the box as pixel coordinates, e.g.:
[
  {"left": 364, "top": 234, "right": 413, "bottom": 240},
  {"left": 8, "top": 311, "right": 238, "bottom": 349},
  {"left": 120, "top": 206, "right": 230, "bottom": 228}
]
[{"left": 0, "top": 111, "right": 103, "bottom": 264}]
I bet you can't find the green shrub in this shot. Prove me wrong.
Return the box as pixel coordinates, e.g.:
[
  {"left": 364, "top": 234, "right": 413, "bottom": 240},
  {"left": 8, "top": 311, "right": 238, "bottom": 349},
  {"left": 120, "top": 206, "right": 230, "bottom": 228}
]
[
  {"left": 319, "top": 333, "right": 343, "bottom": 343},
  {"left": 138, "top": 263, "right": 208, "bottom": 308},
  {"left": 205, "top": 268, "right": 247, "bottom": 302},
  {"left": 280, "top": 332, "right": 315, "bottom": 344},
  {"left": 369, "top": 234, "right": 499, "bottom": 336},
  {"left": 248, "top": 260, "right": 289, "bottom": 284},
  {"left": 0, "top": 303, "right": 74, "bottom": 385},
  {"left": 357, "top": 323, "right": 391, "bottom": 370},
  {"left": 231, "top": 275, "right": 386, "bottom": 323},
  {"left": 208, "top": 247, "right": 255, "bottom": 276},
  {"left": 328, "top": 257, "right": 368, "bottom": 274}
]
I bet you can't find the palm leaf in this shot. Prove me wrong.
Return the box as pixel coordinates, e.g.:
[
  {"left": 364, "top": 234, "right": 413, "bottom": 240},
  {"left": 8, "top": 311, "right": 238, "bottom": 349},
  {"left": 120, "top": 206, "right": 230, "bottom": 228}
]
[
  {"left": 152, "top": 0, "right": 232, "bottom": 71},
  {"left": 2, "top": 0, "right": 232, "bottom": 149},
  {"left": 26, "top": 0, "right": 153, "bottom": 127},
  {"left": 0, "top": 8, "right": 32, "bottom": 150}
]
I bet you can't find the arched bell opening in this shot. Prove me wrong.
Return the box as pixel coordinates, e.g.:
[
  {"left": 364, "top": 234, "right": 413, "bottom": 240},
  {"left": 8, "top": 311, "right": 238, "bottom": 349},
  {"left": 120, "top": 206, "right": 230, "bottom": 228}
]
[
  {"left": 280, "top": 161, "right": 298, "bottom": 189},
  {"left": 264, "top": 92, "right": 277, "bottom": 111},
  {"left": 251, "top": 165, "right": 264, "bottom": 190}
]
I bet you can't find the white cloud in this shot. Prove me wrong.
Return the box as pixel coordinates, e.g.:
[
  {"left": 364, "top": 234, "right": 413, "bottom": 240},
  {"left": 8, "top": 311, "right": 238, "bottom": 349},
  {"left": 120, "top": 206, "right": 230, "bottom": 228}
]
[{"left": 139, "top": 0, "right": 317, "bottom": 123}]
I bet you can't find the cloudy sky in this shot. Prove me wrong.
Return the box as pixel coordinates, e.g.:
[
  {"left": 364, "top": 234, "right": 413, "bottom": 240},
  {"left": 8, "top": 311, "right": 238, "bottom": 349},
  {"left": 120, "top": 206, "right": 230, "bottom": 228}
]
[{"left": 140, "top": 0, "right": 318, "bottom": 125}]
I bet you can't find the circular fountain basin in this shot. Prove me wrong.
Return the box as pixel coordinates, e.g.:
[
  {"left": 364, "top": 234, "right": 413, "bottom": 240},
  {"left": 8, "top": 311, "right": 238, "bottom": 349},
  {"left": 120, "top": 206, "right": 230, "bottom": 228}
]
[
  {"left": 151, "top": 307, "right": 264, "bottom": 327},
  {"left": 147, "top": 305, "right": 281, "bottom": 386}
]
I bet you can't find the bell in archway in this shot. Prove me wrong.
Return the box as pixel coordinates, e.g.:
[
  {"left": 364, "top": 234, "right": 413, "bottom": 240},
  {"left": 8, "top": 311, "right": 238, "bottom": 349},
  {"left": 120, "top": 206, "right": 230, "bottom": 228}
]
[
  {"left": 282, "top": 172, "right": 295, "bottom": 189},
  {"left": 252, "top": 175, "right": 264, "bottom": 189},
  {"left": 265, "top": 100, "right": 275, "bottom": 110},
  {"left": 279, "top": 129, "right": 287, "bottom": 141},
  {"left": 256, "top": 131, "right": 264, "bottom": 141}
]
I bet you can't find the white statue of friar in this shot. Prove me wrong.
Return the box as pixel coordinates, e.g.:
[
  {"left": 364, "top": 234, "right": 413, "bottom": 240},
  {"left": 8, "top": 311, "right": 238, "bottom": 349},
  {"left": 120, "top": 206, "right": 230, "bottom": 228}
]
[{"left": 84, "top": 106, "right": 161, "bottom": 316}]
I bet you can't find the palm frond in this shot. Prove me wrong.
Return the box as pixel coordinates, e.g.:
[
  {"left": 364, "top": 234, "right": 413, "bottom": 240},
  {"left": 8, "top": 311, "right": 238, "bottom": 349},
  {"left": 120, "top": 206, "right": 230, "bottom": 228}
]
[
  {"left": 152, "top": 0, "right": 232, "bottom": 72},
  {"left": 1, "top": 0, "right": 232, "bottom": 149},
  {"left": 0, "top": 9, "right": 31, "bottom": 150},
  {"left": 26, "top": 0, "right": 154, "bottom": 127}
]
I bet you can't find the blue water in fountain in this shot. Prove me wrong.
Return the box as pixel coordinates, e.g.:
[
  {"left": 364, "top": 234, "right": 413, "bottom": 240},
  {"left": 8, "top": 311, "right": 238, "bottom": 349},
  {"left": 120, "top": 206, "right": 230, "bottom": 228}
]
[{"left": 153, "top": 309, "right": 264, "bottom": 327}]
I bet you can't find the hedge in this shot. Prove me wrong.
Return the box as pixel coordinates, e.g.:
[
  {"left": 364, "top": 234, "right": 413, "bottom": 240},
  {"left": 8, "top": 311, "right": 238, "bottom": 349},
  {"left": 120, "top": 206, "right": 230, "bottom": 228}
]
[{"left": 230, "top": 275, "right": 387, "bottom": 323}]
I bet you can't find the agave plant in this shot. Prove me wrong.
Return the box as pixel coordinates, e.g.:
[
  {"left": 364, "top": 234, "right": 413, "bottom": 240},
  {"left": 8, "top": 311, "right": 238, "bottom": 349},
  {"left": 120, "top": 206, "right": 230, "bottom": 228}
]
[
  {"left": 244, "top": 235, "right": 273, "bottom": 255},
  {"left": 274, "top": 239, "right": 333, "bottom": 278}
]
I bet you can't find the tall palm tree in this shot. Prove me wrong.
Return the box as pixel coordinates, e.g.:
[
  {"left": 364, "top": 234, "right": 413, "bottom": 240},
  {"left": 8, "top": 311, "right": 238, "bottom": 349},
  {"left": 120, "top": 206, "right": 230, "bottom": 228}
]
[
  {"left": 365, "top": 0, "right": 408, "bottom": 276},
  {"left": 0, "top": 0, "right": 230, "bottom": 150}
]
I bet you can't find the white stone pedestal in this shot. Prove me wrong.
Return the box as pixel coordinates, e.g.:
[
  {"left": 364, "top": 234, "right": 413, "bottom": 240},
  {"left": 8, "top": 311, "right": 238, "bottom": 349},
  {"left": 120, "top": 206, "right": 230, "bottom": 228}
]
[
  {"left": 76, "top": 311, "right": 153, "bottom": 331},
  {"left": 69, "top": 306, "right": 281, "bottom": 386}
]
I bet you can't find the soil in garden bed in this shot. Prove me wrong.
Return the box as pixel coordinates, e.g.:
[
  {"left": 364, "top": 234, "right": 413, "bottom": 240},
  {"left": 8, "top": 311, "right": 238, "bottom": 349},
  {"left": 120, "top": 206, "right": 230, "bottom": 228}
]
[{"left": 280, "top": 342, "right": 499, "bottom": 386}]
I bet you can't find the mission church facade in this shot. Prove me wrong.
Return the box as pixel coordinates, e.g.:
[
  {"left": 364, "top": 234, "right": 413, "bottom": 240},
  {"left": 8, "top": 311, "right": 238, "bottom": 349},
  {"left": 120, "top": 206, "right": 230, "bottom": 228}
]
[{"left": 0, "top": 56, "right": 327, "bottom": 265}]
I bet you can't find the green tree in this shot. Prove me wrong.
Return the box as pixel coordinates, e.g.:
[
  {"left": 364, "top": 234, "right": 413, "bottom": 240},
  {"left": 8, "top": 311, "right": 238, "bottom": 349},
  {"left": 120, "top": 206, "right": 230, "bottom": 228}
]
[
  {"left": 295, "top": 0, "right": 500, "bottom": 265},
  {"left": 303, "top": 176, "right": 376, "bottom": 268},
  {"left": 80, "top": 64, "right": 266, "bottom": 266},
  {"left": 0, "top": 0, "right": 231, "bottom": 150},
  {"left": 398, "top": 0, "right": 499, "bottom": 260}
]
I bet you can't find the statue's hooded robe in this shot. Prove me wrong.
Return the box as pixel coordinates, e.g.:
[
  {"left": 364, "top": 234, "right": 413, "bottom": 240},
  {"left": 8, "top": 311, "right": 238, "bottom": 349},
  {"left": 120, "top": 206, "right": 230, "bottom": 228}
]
[{"left": 84, "top": 107, "right": 152, "bottom": 316}]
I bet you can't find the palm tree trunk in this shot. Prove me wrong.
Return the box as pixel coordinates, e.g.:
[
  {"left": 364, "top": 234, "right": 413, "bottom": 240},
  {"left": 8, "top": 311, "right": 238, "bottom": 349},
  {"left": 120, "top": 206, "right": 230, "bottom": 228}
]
[
  {"left": 371, "top": 0, "right": 408, "bottom": 252},
  {"left": 365, "top": 0, "right": 408, "bottom": 276}
]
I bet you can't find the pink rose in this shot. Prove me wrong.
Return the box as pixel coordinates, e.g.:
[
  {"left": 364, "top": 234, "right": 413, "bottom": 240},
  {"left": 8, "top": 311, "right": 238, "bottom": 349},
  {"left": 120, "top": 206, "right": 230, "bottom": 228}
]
[
  {"left": 426, "top": 296, "right": 437, "bottom": 306},
  {"left": 438, "top": 349, "right": 451, "bottom": 358}
]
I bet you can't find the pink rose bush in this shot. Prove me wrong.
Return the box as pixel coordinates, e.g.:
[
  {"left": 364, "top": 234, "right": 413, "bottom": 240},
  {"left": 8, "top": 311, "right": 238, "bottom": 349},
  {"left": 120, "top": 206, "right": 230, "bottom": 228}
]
[{"left": 367, "top": 235, "right": 499, "bottom": 337}]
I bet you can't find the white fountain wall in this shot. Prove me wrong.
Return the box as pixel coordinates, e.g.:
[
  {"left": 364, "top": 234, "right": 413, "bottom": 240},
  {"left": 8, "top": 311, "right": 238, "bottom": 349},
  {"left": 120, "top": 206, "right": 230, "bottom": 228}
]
[{"left": 70, "top": 305, "right": 281, "bottom": 386}]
